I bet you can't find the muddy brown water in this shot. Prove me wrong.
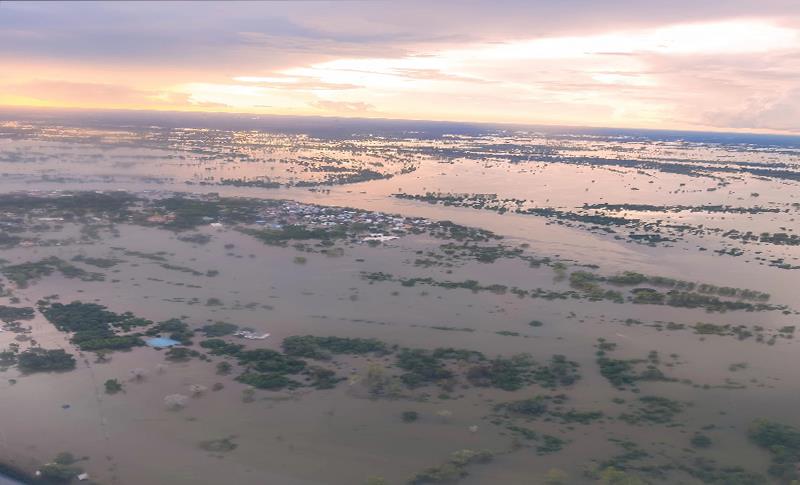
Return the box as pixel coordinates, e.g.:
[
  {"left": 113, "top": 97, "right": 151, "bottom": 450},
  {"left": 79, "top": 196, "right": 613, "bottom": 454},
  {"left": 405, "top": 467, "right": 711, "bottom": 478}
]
[{"left": 0, "top": 125, "right": 798, "bottom": 484}]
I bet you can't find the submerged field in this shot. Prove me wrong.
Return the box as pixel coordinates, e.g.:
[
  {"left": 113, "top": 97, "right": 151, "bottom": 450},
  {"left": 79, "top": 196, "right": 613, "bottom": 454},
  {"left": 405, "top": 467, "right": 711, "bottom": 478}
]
[{"left": 0, "top": 115, "right": 799, "bottom": 484}]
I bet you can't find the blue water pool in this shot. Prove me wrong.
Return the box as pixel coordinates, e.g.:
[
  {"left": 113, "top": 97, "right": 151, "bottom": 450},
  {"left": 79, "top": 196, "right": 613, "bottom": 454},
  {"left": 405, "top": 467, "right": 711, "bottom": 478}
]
[{"left": 146, "top": 337, "right": 181, "bottom": 348}]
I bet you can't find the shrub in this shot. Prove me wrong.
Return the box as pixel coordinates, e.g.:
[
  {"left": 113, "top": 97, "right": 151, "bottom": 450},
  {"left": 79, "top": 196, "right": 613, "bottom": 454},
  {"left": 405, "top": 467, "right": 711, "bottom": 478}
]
[
  {"left": 691, "top": 433, "right": 712, "bottom": 448},
  {"left": 199, "top": 322, "right": 239, "bottom": 337},
  {"left": 216, "top": 361, "right": 232, "bottom": 375},
  {"left": 402, "top": 411, "right": 419, "bottom": 422},
  {"left": 104, "top": 378, "right": 124, "bottom": 394}
]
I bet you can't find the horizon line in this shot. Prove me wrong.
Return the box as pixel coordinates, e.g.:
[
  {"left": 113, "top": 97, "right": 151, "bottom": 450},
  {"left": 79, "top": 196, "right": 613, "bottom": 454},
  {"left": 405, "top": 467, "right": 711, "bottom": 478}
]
[{"left": 2, "top": 104, "right": 799, "bottom": 140}]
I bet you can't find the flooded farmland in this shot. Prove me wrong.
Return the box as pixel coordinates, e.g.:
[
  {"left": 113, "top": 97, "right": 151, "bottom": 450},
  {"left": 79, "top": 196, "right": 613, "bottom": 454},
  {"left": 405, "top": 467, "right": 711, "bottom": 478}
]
[{"left": 0, "top": 111, "right": 799, "bottom": 484}]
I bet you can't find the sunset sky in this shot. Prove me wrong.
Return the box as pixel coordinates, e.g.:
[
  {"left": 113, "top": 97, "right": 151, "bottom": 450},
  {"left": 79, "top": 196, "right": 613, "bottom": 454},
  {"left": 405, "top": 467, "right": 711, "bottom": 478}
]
[{"left": 2, "top": 1, "right": 799, "bottom": 133}]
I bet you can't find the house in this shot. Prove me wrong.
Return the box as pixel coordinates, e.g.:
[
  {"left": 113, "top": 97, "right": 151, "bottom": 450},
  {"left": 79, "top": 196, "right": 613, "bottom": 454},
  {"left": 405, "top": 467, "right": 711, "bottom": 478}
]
[{"left": 234, "top": 330, "right": 270, "bottom": 340}]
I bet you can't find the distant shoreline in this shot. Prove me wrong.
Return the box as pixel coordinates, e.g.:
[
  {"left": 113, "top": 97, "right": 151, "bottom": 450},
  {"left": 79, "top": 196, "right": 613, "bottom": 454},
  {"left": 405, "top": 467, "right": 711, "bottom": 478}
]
[{"left": 2, "top": 104, "right": 799, "bottom": 142}]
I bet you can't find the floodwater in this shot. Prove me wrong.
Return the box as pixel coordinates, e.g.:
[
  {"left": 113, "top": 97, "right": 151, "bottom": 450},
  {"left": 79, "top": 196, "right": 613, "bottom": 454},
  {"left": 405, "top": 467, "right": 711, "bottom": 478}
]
[{"left": 0, "top": 114, "right": 799, "bottom": 484}]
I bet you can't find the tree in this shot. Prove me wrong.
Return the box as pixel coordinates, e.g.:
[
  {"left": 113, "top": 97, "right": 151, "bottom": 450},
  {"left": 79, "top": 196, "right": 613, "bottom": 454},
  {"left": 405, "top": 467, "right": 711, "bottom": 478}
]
[
  {"left": 216, "top": 361, "right": 232, "bottom": 375},
  {"left": 104, "top": 379, "right": 123, "bottom": 394},
  {"left": 691, "top": 433, "right": 712, "bottom": 448}
]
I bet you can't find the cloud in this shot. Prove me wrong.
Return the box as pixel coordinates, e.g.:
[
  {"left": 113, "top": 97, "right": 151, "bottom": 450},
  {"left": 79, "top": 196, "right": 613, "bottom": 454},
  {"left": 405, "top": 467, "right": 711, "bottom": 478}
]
[
  {"left": 233, "top": 75, "right": 361, "bottom": 91},
  {"left": 3, "top": 80, "right": 228, "bottom": 110},
  {"left": 5, "top": 80, "right": 154, "bottom": 104},
  {"left": 1, "top": 2, "right": 799, "bottom": 131},
  {"left": 702, "top": 88, "right": 800, "bottom": 132},
  {"left": 310, "top": 100, "right": 374, "bottom": 114}
]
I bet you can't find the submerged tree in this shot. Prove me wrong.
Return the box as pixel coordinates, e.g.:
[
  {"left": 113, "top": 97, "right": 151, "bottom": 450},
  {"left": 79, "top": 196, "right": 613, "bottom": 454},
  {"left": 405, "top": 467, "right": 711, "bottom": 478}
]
[
  {"left": 129, "top": 367, "right": 147, "bottom": 382},
  {"left": 189, "top": 384, "right": 208, "bottom": 397},
  {"left": 164, "top": 393, "right": 188, "bottom": 411}
]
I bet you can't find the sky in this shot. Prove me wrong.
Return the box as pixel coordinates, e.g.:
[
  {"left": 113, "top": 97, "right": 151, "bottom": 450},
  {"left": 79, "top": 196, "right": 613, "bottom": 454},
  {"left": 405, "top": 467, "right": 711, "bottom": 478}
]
[{"left": 1, "top": 1, "right": 799, "bottom": 133}]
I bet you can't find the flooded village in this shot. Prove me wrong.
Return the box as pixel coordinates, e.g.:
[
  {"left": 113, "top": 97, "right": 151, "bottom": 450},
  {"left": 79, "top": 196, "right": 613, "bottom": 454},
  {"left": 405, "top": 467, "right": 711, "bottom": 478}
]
[{"left": 0, "top": 114, "right": 799, "bottom": 485}]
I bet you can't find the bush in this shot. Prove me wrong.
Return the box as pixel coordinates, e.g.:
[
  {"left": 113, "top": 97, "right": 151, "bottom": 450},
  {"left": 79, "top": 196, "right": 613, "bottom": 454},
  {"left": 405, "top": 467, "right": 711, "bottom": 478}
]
[
  {"left": 216, "top": 361, "right": 232, "bottom": 375},
  {"left": 691, "top": 433, "right": 712, "bottom": 448},
  {"left": 282, "top": 335, "right": 387, "bottom": 360},
  {"left": 146, "top": 318, "right": 193, "bottom": 345},
  {"left": 410, "top": 463, "right": 465, "bottom": 484},
  {"left": 397, "top": 349, "right": 453, "bottom": 388},
  {"left": 104, "top": 378, "right": 124, "bottom": 394},
  {"left": 236, "top": 372, "right": 300, "bottom": 390},
  {"left": 466, "top": 356, "right": 534, "bottom": 391},
  {"left": 504, "top": 397, "right": 548, "bottom": 416},
  {"left": 402, "top": 411, "right": 419, "bottom": 422},
  {"left": 200, "top": 339, "right": 243, "bottom": 356},
  {"left": 199, "top": 322, "right": 239, "bottom": 337},
  {"left": 305, "top": 366, "right": 341, "bottom": 389},
  {"left": 165, "top": 347, "right": 200, "bottom": 362}
]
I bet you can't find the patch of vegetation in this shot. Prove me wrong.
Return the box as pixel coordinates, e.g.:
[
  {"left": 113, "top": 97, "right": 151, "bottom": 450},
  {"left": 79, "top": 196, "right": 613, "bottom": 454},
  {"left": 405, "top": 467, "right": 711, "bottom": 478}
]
[
  {"left": 177, "top": 233, "right": 212, "bottom": 245},
  {"left": 304, "top": 366, "right": 343, "bottom": 389},
  {"left": 537, "top": 435, "right": 566, "bottom": 455},
  {"left": 596, "top": 341, "right": 673, "bottom": 389},
  {"left": 531, "top": 354, "right": 580, "bottom": 388},
  {"left": 241, "top": 224, "right": 347, "bottom": 246},
  {"left": 597, "top": 357, "right": 641, "bottom": 388},
  {"left": 216, "top": 361, "right": 232, "bottom": 375},
  {"left": 0, "top": 305, "right": 34, "bottom": 322},
  {"left": 41, "top": 301, "right": 150, "bottom": 351},
  {"left": 199, "top": 321, "right": 239, "bottom": 337},
  {"left": 38, "top": 452, "right": 83, "bottom": 483},
  {"left": 409, "top": 449, "right": 494, "bottom": 484},
  {"left": 71, "top": 255, "right": 122, "bottom": 268},
  {"left": 748, "top": 419, "right": 800, "bottom": 482},
  {"left": 402, "top": 411, "right": 419, "bottom": 422},
  {"left": 165, "top": 347, "right": 202, "bottom": 362},
  {"left": 205, "top": 297, "right": 223, "bottom": 306},
  {"left": 282, "top": 335, "right": 388, "bottom": 360},
  {"left": 466, "top": 354, "right": 537, "bottom": 391},
  {"left": 503, "top": 397, "right": 548, "bottom": 416},
  {"left": 619, "top": 396, "right": 686, "bottom": 425},
  {"left": 236, "top": 372, "right": 301, "bottom": 391},
  {"left": 104, "top": 378, "right": 124, "bottom": 394},
  {"left": 1, "top": 257, "right": 104, "bottom": 288},
  {"left": 17, "top": 348, "right": 76, "bottom": 373},
  {"left": 198, "top": 436, "right": 238, "bottom": 453},
  {"left": 397, "top": 349, "right": 454, "bottom": 388},
  {"left": 234, "top": 348, "right": 307, "bottom": 390},
  {"left": 145, "top": 318, "right": 193, "bottom": 345},
  {"left": 691, "top": 433, "right": 712, "bottom": 448},
  {"left": 498, "top": 395, "right": 603, "bottom": 425},
  {"left": 199, "top": 339, "right": 244, "bottom": 356}
]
